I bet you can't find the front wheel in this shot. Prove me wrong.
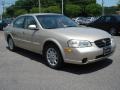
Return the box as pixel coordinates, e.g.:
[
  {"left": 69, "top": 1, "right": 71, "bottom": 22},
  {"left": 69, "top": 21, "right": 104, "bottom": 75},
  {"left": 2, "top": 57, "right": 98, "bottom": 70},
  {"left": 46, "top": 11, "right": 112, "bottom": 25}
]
[
  {"left": 8, "top": 37, "right": 16, "bottom": 51},
  {"left": 44, "top": 44, "right": 63, "bottom": 69}
]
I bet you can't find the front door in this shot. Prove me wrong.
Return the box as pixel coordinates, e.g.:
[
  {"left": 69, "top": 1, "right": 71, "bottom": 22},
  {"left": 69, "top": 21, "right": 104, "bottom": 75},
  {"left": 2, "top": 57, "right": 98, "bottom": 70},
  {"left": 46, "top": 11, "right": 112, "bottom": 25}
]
[{"left": 23, "top": 16, "right": 41, "bottom": 53}]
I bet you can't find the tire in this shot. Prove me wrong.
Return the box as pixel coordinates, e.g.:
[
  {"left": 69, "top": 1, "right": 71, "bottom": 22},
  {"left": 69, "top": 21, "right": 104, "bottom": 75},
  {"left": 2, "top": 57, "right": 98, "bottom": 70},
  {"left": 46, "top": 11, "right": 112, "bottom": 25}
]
[
  {"left": 44, "top": 44, "right": 63, "bottom": 69},
  {"left": 109, "top": 28, "right": 117, "bottom": 36},
  {"left": 7, "top": 37, "right": 16, "bottom": 51}
]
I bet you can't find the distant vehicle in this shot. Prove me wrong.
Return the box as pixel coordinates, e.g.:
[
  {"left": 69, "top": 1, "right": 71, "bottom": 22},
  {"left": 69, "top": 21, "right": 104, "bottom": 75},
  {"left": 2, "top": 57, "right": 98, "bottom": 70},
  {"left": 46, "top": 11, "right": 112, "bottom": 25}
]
[
  {"left": 87, "top": 15, "right": 120, "bottom": 36},
  {"left": 4, "top": 13, "right": 115, "bottom": 69},
  {"left": 0, "top": 20, "right": 8, "bottom": 30},
  {"left": 0, "top": 18, "right": 13, "bottom": 30},
  {"left": 86, "top": 17, "right": 98, "bottom": 23},
  {"left": 74, "top": 17, "right": 97, "bottom": 25}
]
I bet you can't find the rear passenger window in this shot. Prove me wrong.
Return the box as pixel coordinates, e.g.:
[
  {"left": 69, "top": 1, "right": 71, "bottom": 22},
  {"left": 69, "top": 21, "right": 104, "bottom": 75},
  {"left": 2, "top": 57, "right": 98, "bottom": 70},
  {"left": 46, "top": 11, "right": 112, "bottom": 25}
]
[{"left": 13, "top": 16, "right": 25, "bottom": 28}]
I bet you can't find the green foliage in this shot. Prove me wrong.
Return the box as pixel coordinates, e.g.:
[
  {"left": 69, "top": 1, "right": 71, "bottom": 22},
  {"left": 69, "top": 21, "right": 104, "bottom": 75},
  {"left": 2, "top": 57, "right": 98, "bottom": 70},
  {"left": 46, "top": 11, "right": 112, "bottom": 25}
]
[
  {"left": 65, "top": 4, "right": 81, "bottom": 17},
  {"left": 30, "top": 7, "right": 39, "bottom": 13},
  {"left": 43, "top": 6, "right": 61, "bottom": 13},
  {"left": 86, "top": 3, "right": 101, "bottom": 16},
  {"left": 5, "top": 5, "right": 15, "bottom": 17},
  {"left": 105, "top": 6, "right": 119, "bottom": 15},
  {"left": 4, "top": 0, "right": 102, "bottom": 17},
  {"left": 69, "top": 0, "right": 96, "bottom": 5},
  {"left": 40, "top": 0, "right": 57, "bottom": 7},
  {"left": 14, "top": 9, "right": 27, "bottom": 16},
  {"left": 15, "top": 0, "right": 38, "bottom": 12}
]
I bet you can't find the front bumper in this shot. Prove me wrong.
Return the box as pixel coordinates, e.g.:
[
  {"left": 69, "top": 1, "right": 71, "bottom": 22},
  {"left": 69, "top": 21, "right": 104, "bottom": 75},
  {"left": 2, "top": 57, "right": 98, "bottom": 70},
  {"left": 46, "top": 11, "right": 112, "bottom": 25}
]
[{"left": 63, "top": 42, "right": 115, "bottom": 65}]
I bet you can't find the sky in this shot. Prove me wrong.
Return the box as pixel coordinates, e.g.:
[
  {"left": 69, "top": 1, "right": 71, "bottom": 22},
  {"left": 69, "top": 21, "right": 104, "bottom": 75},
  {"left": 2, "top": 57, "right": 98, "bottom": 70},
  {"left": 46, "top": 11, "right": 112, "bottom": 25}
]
[
  {"left": 0, "top": 0, "right": 119, "bottom": 15},
  {"left": 97, "top": 0, "right": 118, "bottom": 6},
  {"left": 0, "top": 0, "right": 16, "bottom": 14}
]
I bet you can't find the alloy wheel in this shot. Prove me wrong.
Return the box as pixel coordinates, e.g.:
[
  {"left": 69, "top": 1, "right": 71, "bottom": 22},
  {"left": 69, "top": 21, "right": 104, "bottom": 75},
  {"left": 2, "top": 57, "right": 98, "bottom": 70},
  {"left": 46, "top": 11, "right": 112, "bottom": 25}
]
[
  {"left": 46, "top": 48, "right": 59, "bottom": 66},
  {"left": 8, "top": 38, "right": 14, "bottom": 50}
]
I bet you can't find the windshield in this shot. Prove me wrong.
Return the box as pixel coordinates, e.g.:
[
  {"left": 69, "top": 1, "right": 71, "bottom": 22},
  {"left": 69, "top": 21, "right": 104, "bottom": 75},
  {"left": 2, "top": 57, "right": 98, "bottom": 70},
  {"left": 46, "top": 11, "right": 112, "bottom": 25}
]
[{"left": 36, "top": 15, "right": 78, "bottom": 29}]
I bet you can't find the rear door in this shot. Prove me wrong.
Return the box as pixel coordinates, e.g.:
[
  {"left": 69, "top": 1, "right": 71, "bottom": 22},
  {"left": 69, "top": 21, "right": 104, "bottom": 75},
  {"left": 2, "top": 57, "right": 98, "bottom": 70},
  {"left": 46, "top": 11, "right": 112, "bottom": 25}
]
[{"left": 12, "top": 16, "right": 26, "bottom": 48}]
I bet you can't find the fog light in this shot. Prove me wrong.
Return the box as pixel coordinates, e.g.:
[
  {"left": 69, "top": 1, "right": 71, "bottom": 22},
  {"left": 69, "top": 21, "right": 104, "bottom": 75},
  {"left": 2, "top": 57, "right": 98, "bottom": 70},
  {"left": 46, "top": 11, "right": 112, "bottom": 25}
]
[
  {"left": 64, "top": 48, "right": 72, "bottom": 53},
  {"left": 82, "top": 58, "right": 88, "bottom": 63}
]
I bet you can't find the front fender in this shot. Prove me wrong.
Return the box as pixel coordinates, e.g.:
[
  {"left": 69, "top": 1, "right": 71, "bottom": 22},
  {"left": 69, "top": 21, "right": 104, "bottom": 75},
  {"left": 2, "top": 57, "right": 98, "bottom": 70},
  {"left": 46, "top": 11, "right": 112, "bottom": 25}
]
[{"left": 42, "top": 38, "right": 65, "bottom": 60}]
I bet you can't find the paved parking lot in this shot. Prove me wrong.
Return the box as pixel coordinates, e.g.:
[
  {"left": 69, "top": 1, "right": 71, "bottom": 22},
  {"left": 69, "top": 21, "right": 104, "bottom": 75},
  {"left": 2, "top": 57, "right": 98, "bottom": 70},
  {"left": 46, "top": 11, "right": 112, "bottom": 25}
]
[{"left": 0, "top": 31, "right": 120, "bottom": 90}]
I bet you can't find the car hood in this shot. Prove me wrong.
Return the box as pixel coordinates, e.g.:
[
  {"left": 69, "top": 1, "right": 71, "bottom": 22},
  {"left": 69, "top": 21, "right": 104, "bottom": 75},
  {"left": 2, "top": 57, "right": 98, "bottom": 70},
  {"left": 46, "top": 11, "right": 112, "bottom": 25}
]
[{"left": 46, "top": 26, "right": 111, "bottom": 42}]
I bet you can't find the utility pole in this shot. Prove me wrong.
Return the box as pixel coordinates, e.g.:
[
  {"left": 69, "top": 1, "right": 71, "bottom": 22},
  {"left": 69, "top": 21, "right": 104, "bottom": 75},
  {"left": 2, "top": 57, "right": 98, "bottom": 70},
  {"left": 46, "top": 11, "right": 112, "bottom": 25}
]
[
  {"left": 38, "top": 0, "right": 41, "bottom": 13},
  {"left": 2, "top": 0, "right": 5, "bottom": 20},
  {"left": 102, "top": 0, "right": 104, "bottom": 16},
  {"left": 62, "top": 0, "right": 63, "bottom": 14}
]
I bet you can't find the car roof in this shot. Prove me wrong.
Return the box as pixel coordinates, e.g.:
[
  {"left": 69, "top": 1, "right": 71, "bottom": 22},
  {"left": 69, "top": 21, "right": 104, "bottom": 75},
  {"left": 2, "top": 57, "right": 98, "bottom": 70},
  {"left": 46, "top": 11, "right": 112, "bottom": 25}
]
[
  {"left": 102, "top": 14, "right": 120, "bottom": 17},
  {"left": 20, "top": 13, "right": 62, "bottom": 17}
]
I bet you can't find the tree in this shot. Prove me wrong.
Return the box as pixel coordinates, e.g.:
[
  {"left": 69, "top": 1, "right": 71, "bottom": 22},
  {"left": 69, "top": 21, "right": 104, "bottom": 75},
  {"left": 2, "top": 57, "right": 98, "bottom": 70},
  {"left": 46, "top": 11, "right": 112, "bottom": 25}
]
[
  {"left": 44, "top": 6, "right": 61, "bottom": 13},
  {"left": 14, "top": 0, "right": 38, "bottom": 12},
  {"left": 40, "top": 0, "right": 57, "bottom": 7},
  {"left": 105, "top": 6, "right": 119, "bottom": 15},
  {"left": 69, "top": 0, "right": 96, "bottom": 5},
  {"left": 86, "top": 3, "right": 102, "bottom": 16},
  {"left": 5, "top": 5, "right": 15, "bottom": 17},
  {"left": 69, "top": 0, "right": 96, "bottom": 16},
  {"left": 30, "top": 7, "right": 39, "bottom": 13},
  {"left": 15, "top": 9, "right": 27, "bottom": 16},
  {"left": 4, "top": 0, "right": 100, "bottom": 17},
  {"left": 65, "top": 4, "right": 81, "bottom": 17}
]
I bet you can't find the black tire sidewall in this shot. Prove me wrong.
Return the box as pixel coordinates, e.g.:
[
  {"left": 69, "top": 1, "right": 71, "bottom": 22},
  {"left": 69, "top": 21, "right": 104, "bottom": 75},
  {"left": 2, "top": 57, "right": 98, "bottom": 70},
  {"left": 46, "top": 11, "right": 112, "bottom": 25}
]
[{"left": 8, "top": 37, "right": 15, "bottom": 51}]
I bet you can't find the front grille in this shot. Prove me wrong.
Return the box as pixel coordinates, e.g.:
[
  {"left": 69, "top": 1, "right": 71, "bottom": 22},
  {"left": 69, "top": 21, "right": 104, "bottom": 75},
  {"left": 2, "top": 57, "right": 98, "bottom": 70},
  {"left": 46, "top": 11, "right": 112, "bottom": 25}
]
[{"left": 94, "top": 38, "right": 111, "bottom": 48}]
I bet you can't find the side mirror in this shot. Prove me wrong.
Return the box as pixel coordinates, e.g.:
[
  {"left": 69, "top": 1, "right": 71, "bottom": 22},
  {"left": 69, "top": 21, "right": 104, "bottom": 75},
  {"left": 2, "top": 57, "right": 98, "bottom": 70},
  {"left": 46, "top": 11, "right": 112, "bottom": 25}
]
[{"left": 28, "top": 25, "right": 38, "bottom": 30}]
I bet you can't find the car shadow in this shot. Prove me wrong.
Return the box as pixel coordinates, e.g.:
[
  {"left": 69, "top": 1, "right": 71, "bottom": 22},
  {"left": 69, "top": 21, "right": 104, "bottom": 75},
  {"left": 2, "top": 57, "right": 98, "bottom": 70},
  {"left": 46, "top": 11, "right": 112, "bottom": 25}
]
[
  {"left": 7, "top": 47, "right": 113, "bottom": 75},
  {"left": 7, "top": 47, "right": 46, "bottom": 65},
  {"left": 60, "top": 59, "right": 113, "bottom": 74}
]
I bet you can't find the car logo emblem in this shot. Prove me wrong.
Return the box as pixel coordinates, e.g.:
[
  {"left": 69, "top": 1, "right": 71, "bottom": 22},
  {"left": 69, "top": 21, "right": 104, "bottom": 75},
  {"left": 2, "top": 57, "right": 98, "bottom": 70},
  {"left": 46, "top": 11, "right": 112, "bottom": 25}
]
[{"left": 102, "top": 40, "right": 106, "bottom": 44}]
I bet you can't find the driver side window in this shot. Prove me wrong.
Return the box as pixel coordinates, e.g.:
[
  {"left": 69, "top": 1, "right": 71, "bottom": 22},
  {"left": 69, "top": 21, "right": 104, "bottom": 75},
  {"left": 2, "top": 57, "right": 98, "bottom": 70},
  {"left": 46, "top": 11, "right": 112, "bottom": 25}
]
[{"left": 24, "top": 16, "right": 37, "bottom": 29}]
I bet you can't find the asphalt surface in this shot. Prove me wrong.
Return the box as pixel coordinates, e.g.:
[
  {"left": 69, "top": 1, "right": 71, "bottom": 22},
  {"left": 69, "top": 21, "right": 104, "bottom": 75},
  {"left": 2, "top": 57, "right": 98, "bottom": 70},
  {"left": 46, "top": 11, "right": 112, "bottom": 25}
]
[{"left": 0, "top": 31, "right": 120, "bottom": 90}]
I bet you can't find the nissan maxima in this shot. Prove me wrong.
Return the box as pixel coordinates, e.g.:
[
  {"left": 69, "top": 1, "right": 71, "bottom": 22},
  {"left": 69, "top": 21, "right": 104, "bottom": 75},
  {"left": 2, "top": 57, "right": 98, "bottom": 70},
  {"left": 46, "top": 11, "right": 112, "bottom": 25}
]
[{"left": 4, "top": 13, "right": 116, "bottom": 69}]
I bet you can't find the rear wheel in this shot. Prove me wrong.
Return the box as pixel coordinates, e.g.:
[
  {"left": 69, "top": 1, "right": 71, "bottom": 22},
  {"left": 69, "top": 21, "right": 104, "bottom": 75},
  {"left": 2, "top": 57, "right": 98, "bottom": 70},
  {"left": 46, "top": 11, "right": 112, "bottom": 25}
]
[
  {"left": 44, "top": 44, "right": 63, "bottom": 69},
  {"left": 109, "top": 28, "right": 117, "bottom": 36},
  {"left": 8, "top": 37, "right": 16, "bottom": 51}
]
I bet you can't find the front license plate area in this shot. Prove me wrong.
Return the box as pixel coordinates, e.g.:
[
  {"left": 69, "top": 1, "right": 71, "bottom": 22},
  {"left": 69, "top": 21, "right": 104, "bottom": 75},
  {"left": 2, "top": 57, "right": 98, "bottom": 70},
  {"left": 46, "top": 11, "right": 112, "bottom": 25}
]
[{"left": 103, "top": 46, "right": 111, "bottom": 55}]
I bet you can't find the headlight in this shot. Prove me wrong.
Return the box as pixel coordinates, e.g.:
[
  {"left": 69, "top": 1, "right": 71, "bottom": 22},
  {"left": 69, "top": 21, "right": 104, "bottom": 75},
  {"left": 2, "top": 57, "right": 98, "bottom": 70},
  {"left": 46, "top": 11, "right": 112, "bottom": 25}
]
[
  {"left": 68, "top": 40, "right": 92, "bottom": 48},
  {"left": 111, "top": 38, "right": 114, "bottom": 44}
]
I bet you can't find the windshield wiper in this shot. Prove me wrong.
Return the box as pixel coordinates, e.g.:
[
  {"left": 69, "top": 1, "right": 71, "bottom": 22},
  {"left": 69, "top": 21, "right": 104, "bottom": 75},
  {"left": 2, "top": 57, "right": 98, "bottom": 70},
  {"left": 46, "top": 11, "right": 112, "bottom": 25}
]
[{"left": 64, "top": 25, "right": 76, "bottom": 28}]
